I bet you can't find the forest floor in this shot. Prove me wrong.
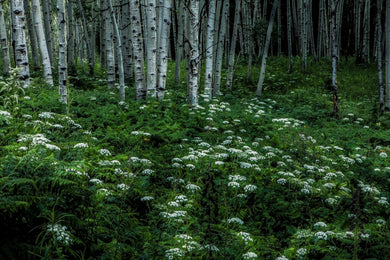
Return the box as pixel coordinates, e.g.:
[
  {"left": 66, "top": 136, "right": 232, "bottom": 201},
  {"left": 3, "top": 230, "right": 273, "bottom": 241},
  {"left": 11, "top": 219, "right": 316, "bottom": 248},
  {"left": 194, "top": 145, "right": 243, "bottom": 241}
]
[{"left": 0, "top": 58, "right": 389, "bottom": 259}]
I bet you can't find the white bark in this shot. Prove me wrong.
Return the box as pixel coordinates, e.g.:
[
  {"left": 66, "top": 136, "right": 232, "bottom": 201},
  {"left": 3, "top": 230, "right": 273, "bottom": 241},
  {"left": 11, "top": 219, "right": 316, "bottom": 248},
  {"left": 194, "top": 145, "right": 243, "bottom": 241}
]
[
  {"left": 0, "top": 2, "right": 10, "bottom": 74},
  {"left": 331, "top": 0, "right": 339, "bottom": 117},
  {"left": 213, "top": 0, "right": 228, "bottom": 96},
  {"left": 105, "top": 0, "right": 115, "bottom": 89},
  {"left": 145, "top": 0, "right": 158, "bottom": 98},
  {"left": 386, "top": 0, "right": 390, "bottom": 109},
  {"left": 187, "top": 0, "right": 200, "bottom": 106},
  {"left": 157, "top": 0, "right": 172, "bottom": 100},
  {"left": 256, "top": 0, "right": 278, "bottom": 98},
  {"left": 23, "top": 0, "right": 40, "bottom": 71},
  {"left": 226, "top": 0, "right": 240, "bottom": 90},
  {"left": 108, "top": 0, "right": 125, "bottom": 101},
  {"left": 203, "top": 0, "right": 216, "bottom": 99},
  {"left": 58, "top": 0, "right": 67, "bottom": 104},
  {"left": 130, "top": 0, "right": 147, "bottom": 100},
  {"left": 32, "top": 0, "right": 53, "bottom": 85},
  {"left": 41, "top": 0, "right": 54, "bottom": 66},
  {"left": 11, "top": 0, "right": 30, "bottom": 87}
]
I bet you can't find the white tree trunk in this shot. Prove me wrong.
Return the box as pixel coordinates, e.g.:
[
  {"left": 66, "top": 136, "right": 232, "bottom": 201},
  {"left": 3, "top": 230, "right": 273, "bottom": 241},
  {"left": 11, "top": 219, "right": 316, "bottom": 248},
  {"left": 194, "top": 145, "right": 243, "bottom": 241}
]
[
  {"left": 23, "top": 0, "right": 40, "bottom": 71},
  {"left": 226, "top": 0, "right": 240, "bottom": 90},
  {"left": 256, "top": 0, "right": 278, "bottom": 98},
  {"left": 41, "top": 0, "right": 54, "bottom": 66},
  {"left": 108, "top": 0, "right": 125, "bottom": 101},
  {"left": 157, "top": 0, "right": 172, "bottom": 100},
  {"left": 11, "top": 0, "right": 30, "bottom": 87},
  {"left": 58, "top": 0, "right": 67, "bottom": 104},
  {"left": 386, "top": 0, "right": 390, "bottom": 109},
  {"left": 203, "top": 0, "right": 216, "bottom": 99},
  {"left": 105, "top": 0, "right": 115, "bottom": 89},
  {"left": 174, "top": 0, "right": 184, "bottom": 84},
  {"left": 0, "top": 2, "right": 10, "bottom": 74},
  {"left": 213, "top": 0, "right": 228, "bottom": 96},
  {"left": 145, "top": 0, "right": 158, "bottom": 98},
  {"left": 130, "top": 0, "right": 147, "bottom": 100},
  {"left": 32, "top": 0, "right": 53, "bottom": 85},
  {"left": 331, "top": 0, "right": 339, "bottom": 117},
  {"left": 187, "top": 0, "right": 200, "bottom": 106}
]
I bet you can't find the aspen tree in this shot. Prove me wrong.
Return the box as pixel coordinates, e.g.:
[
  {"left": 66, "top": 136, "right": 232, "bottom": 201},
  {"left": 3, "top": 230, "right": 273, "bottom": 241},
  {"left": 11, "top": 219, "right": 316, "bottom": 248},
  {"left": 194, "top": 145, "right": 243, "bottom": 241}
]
[
  {"left": 11, "top": 0, "right": 30, "bottom": 87},
  {"left": 130, "top": 0, "right": 147, "bottom": 100},
  {"left": 386, "top": 0, "right": 390, "bottom": 110},
  {"left": 256, "top": 0, "right": 279, "bottom": 98},
  {"left": 226, "top": 0, "right": 241, "bottom": 90},
  {"left": 363, "top": 0, "right": 371, "bottom": 62},
  {"left": 105, "top": 0, "right": 115, "bottom": 89},
  {"left": 287, "top": 0, "right": 293, "bottom": 73},
  {"left": 331, "top": 0, "right": 339, "bottom": 117},
  {"left": 0, "top": 2, "right": 10, "bottom": 74},
  {"left": 23, "top": 0, "right": 40, "bottom": 71},
  {"left": 58, "top": 0, "right": 67, "bottom": 104},
  {"left": 67, "top": 0, "right": 75, "bottom": 72},
  {"left": 204, "top": 0, "right": 216, "bottom": 99},
  {"left": 186, "top": 0, "right": 200, "bottom": 106},
  {"left": 32, "top": 0, "right": 53, "bottom": 85},
  {"left": 377, "top": 0, "right": 384, "bottom": 114},
  {"left": 174, "top": 0, "right": 184, "bottom": 84},
  {"left": 108, "top": 0, "right": 125, "bottom": 101},
  {"left": 77, "top": 0, "right": 94, "bottom": 75},
  {"left": 41, "top": 0, "right": 54, "bottom": 66},
  {"left": 145, "top": 0, "right": 158, "bottom": 98},
  {"left": 157, "top": 0, "right": 172, "bottom": 100},
  {"left": 213, "top": 0, "right": 228, "bottom": 97}
]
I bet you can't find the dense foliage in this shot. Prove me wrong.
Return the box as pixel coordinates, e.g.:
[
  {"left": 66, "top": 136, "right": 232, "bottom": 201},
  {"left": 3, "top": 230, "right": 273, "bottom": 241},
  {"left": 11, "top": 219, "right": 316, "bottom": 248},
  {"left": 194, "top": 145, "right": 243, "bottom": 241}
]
[{"left": 0, "top": 58, "right": 389, "bottom": 259}]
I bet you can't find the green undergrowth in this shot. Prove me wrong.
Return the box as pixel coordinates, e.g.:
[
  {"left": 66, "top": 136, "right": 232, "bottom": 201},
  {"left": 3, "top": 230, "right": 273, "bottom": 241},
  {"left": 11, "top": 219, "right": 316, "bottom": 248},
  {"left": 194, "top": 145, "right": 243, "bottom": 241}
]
[{"left": 0, "top": 58, "right": 389, "bottom": 259}]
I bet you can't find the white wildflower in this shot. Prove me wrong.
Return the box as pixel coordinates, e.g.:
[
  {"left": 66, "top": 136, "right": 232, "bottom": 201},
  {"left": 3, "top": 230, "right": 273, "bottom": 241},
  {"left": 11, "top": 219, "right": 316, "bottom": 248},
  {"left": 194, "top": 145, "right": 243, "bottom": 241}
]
[
  {"left": 277, "top": 178, "right": 287, "bottom": 185},
  {"left": 142, "top": 169, "right": 155, "bottom": 175},
  {"left": 168, "top": 201, "right": 180, "bottom": 207},
  {"left": 228, "top": 181, "right": 240, "bottom": 188},
  {"left": 314, "top": 222, "right": 327, "bottom": 228},
  {"left": 244, "top": 184, "right": 257, "bottom": 193},
  {"left": 165, "top": 248, "right": 185, "bottom": 259},
  {"left": 186, "top": 183, "right": 201, "bottom": 191},
  {"left": 141, "top": 196, "right": 154, "bottom": 201},
  {"left": 314, "top": 231, "right": 328, "bottom": 240},
  {"left": 296, "top": 248, "right": 307, "bottom": 257},
  {"left": 175, "top": 195, "right": 188, "bottom": 203},
  {"left": 237, "top": 232, "right": 253, "bottom": 245},
  {"left": 74, "top": 143, "right": 88, "bottom": 148},
  {"left": 90, "top": 178, "right": 103, "bottom": 185},
  {"left": 275, "top": 256, "right": 289, "bottom": 260},
  {"left": 99, "top": 149, "right": 111, "bottom": 156},
  {"left": 376, "top": 219, "right": 387, "bottom": 226},
  {"left": 243, "top": 252, "right": 258, "bottom": 259},
  {"left": 47, "top": 224, "right": 72, "bottom": 245},
  {"left": 228, "top": 217, "right": 244, "bottom": 225},
  {"left": 117, "top": 183, "right": 130, "bottom": 190},
  {"left": 229, "top": 175, "right": 247, "bottom": 182},
  {"left": 379, "top": 152, "right": 387, "bottom": 159}
]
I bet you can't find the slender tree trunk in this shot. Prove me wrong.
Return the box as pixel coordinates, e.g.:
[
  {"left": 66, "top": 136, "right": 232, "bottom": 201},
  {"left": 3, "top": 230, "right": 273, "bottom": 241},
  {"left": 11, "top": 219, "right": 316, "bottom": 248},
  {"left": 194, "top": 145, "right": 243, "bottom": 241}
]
[
  {"left": 226, "top": 0, "right": 241, "bottom": 90},
  {"left": 301, "top": 0, "right": 308, "bottom": 70},
  {"left": 331, "top": 0, "right": 339, "bottom": 117},
  {"left": 77, "top": 0, "right": 94, "bottom": 75},
  {"left": 41, "top": 0, "right": 54, "bottom": 67},
  {"left": 204, "top": 0, "right": 216, "bottom": 99},
  {"left": 186, "top": 0, "right": 200, "bottom": 106},
  {"left": 377, "top": 0, "right": 384, "bottom": 114},
  {"left": 157, "top": 0, "right": 172, "bottom": 100},
  {"left": 256, "top": 0, "right": 279, "bottom": 98},
  {"left": 23, "top": 0, "right": 40, "bottom": 71},
  {"left": 213, "top": 0, "right": 228, "bottom": 96},
  {"left": 108, "top": 0, "right": 125, "bottom": 100},
  {"left": 67, "top": 0, "right": 75, "bottom": 73},
  {"left": 363, "top": 0, "right": 370, "bottom": 62},
  {"left": 32, "top": 0, "right": 53, "bottom": 85},
  {"left": 287, "top": 0, "right": 293, "bottom": 72},
  {"left": 385, "top": 0, "right": 390, "bottom": 110},
  {"left": 130, "top": 0, "right": 147, "bottom": 100},
  {"left": 145, "top": 0, "right": 158, "bottom": 98},
  {"left": 174, "top": 0, "right": 184, "bottom": 85},
  {"left": 0, "top": 2, "right": 10, "bottom": 75},
  {"left": 11, "top": 0, "right": 30, "bottom": 87},
  {"left": 105, "top": 0, "right": 115, "bottom": 89},
  {"left": 58, "top": 0, "right": 67, "bottom": 104}
]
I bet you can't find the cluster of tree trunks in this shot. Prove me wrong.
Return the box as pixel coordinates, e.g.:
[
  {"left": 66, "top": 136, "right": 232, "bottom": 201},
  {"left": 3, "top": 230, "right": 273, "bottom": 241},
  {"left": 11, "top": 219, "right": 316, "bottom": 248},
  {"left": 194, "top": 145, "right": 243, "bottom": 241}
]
[{"left": 1, "top": 0, "right": 390, "bottom": 113}]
